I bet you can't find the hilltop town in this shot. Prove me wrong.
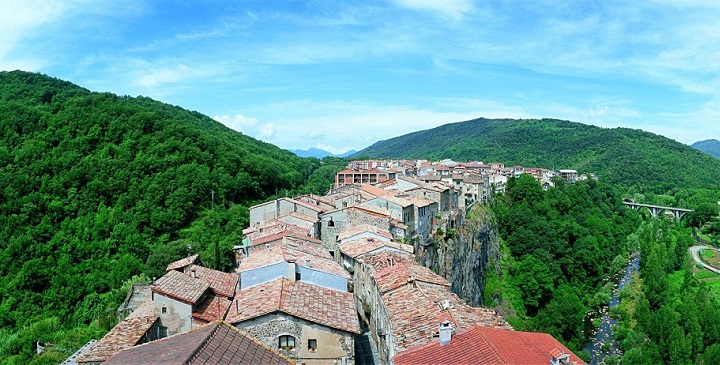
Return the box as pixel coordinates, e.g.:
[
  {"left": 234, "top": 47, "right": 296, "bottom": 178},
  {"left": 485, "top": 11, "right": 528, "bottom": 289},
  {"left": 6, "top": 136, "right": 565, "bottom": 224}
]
[{"left": 65, "top": 159, "right": 589, "bottom": 365}]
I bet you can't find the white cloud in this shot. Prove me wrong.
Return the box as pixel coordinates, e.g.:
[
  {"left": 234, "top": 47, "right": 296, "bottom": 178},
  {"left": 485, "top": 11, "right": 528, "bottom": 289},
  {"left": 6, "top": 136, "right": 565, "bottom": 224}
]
[
  {"left": 388, "top": 0, "right": 475, "bottom": 19},
  {"left": 213, "top": 114, "right": 276, "bottom": 140},
  {"left": 0, "top": 1, "right": 65, "bottom": 70},
  {"left": 316, "top": 143, "right": 354, "bottom": 155}
]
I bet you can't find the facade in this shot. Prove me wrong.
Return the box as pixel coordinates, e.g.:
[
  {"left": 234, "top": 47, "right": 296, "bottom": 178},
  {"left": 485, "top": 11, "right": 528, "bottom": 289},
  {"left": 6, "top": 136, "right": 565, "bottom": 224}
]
[
  {"left": 227, "top": 278, "right": 360, "bottom": 365},
  {"left": 334, "top": 169, "right": 396, "bottom": 189}
]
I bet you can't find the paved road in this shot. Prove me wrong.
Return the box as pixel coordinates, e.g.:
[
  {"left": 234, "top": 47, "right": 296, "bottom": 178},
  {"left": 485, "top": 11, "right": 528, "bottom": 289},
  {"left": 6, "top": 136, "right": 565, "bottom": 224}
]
[{"left": 690, "top": 245, "right": 720, "bottom": 274}]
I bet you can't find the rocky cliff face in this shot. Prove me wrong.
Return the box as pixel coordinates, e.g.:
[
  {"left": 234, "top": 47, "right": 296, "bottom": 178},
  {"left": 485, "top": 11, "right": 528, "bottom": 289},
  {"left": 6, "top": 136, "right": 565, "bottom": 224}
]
[{"left": 416, "top": 205, "right": 501, "bottom": 307}]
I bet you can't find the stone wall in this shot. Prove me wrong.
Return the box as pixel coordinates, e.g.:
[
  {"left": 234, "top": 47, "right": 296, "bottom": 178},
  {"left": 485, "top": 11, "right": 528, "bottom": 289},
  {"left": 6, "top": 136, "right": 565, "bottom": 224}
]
[{"left": 235, "top": 313, "right": 355, "bottom": 365}]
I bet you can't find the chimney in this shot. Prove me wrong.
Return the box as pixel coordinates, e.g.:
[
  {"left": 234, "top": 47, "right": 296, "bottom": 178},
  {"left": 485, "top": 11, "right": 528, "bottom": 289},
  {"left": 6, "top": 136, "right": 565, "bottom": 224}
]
[
  {"left": 287, "top": 259, "right": 297, "bottom": 281},
  {"left": 438, "top": 320, "right": 452, "bottom": 345},
  {"left": 305, "top": 259, "right": 311, "bottom": 268},
  {"left": 190, "top": 268, "right": 197, "bottom": 278}
]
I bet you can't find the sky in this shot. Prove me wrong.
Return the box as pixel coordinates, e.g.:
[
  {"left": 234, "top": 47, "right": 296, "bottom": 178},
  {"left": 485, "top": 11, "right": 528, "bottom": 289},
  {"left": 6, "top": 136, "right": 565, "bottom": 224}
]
[{"left": 1, "top": 0, "right": 719, "bottom": 154}]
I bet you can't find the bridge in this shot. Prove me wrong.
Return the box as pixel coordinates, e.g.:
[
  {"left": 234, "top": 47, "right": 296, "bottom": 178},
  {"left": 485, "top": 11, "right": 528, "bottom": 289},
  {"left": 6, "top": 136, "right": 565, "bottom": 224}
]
[{"left": 623, "top": 202, "right": 693, "bottom": 220}]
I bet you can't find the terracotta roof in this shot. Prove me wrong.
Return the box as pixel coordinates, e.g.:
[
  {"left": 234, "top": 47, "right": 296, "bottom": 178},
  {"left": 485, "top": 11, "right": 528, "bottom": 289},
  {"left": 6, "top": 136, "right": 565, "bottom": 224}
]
[
  {"left": 151, "top": 270, "right": 209, "bottom": 305},
  {"left": 419, "top": 175, "right": 442, "bottom": 181},
  {"left": 239, "top": 241, "right": 349, "bottom": 279},
  {"left": 166, "top": 254, "right": 200, "bottom": 271},
  {"left": 77, "top": 300, "right": 158, "bottom": 363},
  {"left": 192, "top": 293, "right": 232, "bottom": 323},
  {"left": 404, "top": 196, "right": 434, "bottom": 208},
  {"left": 377, "top": 195, "right": 413, "bottom": 208},
  {"left": 359, "top": 184, "right": 389, "bottom": 197},
  {"left": 186, "top": 265, "right": 238, "bottom": 298},
  {"left": 338, "top": 237, "right": 414, "bottom": 259},
  {"left": 227, "top": 278, "right": 360, "bottom": 334},
  {"left": 352, "top": 203, "right": 392, "bottom": 218},
  {"left": 337, "top": 224, "right": 393, "bottom": 242},
  {"left": 360, "top": 255, "right": 510, "bottom": 354},
  {"left": 374, "top": 262, "right": 449, "bottom": 293},
  {"left": 104, "top": 321, "right": 294, "bottom": 365},
  {"left": 394, "top": 325, "right": 584, "bottom": 365}
]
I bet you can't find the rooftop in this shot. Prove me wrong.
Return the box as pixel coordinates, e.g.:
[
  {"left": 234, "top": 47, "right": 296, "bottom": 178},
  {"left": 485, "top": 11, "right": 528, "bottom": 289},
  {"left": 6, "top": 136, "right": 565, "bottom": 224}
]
[
  {"left": 338, "top": 237, "right": 414, "bottom": 260},
  {"left": 394, "top": 325, "right": 584, "bottom": 365},
  {"left": 103, "top": 321, "right": 294, "bottom": 365},
  {"left": 166, "top": 254, "right": 200, "bottom": 272},
  {"left": 337, "top": 224, "right": 393, "bottom": 242},
  {"left": 239, "top": 241, "right": 349, "bottom": 279},
  {"left": 151, "top": 270, "right": 210, "bottom": 305},
  {"left": 227, "top": 278, "right": 360, "bottom": 334},
  {"left": 77, "top": 300, "right": 158, "bottom": 363},
  {"left": 192, "top": 293, "right": 232, "bottom": 323},
  {"left": 186, "top": 265, "right": 238, "bottom": 298}
]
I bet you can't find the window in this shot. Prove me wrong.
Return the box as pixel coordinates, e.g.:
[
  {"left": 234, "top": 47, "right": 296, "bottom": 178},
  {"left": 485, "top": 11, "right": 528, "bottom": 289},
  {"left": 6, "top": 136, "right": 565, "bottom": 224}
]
[
  {"left": 308, "top": 339, "right": 318, "bottom": 352},
  {"left": 161, "top": 306, "right": 167, "bottom": 315},
  {"left": 279, "top": 335, "right": 296, "bottom": 350},
  {"left": 295, "top": 272, "right": 301, "bottom": 281},
  {"left": 328, "top": 218, "right": 335, "bottom": 227}
]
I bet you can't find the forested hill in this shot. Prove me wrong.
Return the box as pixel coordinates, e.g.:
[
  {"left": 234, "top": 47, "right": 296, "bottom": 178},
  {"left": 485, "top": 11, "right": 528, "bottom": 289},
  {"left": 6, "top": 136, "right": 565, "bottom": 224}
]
[
  {"left": 0, "top": 71, "right": 321, "bottom": 338},
  {"left": 358, "top": 118, "right": 720, "bottom": 193}
]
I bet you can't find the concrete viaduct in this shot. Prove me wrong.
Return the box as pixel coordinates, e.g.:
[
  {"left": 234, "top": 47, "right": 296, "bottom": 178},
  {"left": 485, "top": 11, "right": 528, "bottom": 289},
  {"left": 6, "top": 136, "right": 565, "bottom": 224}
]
[{"left": 623, "top": 201, "right": 693, "bottom": 221}]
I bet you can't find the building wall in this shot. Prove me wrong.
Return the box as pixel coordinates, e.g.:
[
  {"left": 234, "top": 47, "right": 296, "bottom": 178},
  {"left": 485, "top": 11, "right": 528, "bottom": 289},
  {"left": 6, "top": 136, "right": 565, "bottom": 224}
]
[
  {"left": 235, "top": 313, "right": 355, "bottom": 365},
  {"left": 241, "top": 262, "right": 288, "bottom": 289},
  {"left": 153, "top": 293, "right": 193, "bottom": 336},
  {"left": 297, "top": 266, "right": 348, "bottom": 292},
  {"left": 320, "top": 209, "right": 350, "bottom": 255}
]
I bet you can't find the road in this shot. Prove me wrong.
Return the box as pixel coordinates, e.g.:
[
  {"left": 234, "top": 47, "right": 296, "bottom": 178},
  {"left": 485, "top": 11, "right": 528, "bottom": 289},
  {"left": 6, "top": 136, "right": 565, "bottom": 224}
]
[{"left": 689, "top": 245, "right": 720, "bottom": 274}]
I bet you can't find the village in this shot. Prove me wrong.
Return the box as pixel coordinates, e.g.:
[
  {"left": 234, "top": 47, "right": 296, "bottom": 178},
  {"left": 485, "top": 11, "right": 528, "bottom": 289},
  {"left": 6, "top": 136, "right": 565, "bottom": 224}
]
[{"left": 65, "top": 159, "right": 590, "bottom": 365}]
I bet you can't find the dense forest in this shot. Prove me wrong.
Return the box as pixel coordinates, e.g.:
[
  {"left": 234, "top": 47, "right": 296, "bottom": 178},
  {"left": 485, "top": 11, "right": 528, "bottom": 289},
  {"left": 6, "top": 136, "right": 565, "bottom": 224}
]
[
  {"left": 357, "top": 118, "right": 720, "bottom": 194},
  {"left": 484, "top": 174, "right": 642, "bottom": 358},
  {"left": 614, "top": 219, "right": 720, "bottom": 364},
  {"left": 0, "top": 71, "right": 340, "bottom": 364}
]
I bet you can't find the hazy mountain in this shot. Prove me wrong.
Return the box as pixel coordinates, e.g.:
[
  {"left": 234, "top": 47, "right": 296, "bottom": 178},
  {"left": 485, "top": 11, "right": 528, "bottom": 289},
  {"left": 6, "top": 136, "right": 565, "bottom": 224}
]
[
  {"left": 291, "top": 148, "right": 357, "bottom": 158},
  {"left": 692, "top": 139, "right": 720, "bottom": 158}
]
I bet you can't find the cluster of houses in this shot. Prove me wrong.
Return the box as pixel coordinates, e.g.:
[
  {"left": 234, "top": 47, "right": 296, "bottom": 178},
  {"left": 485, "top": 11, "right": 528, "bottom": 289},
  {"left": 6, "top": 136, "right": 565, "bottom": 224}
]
[{"left": 66, "top": 158, "right": 587, "bottom": 365}]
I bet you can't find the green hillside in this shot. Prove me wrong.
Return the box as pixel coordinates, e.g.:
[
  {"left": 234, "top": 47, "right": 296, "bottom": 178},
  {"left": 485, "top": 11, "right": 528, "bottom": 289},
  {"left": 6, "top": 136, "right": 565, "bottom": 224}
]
[
  {"left": 0, "top": 71, "right": 324, "bottom": 363},
  {"left": 358, "top": 118, "right": 720, "bottom": 193}
]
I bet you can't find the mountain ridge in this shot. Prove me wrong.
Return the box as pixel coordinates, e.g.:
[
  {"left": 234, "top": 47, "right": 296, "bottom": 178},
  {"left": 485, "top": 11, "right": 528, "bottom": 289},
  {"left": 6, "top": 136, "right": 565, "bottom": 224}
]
[
  {"left": 692, "top": 139, "right": 720, "bottom": 158},
  {"left": 358, "top": 117, "right": 720, "bottom": 193}
]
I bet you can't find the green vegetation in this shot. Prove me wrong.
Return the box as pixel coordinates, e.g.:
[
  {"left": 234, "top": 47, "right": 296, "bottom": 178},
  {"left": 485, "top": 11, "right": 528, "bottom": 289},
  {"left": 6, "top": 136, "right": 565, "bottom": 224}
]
[
  {"left": 614, "top": 219, "right": 720, "bottom": 364},
  {"left": 486, "top": 174, "right": 641, "bottom": 352},
  {"left": 358, "top": 118, "right": 720, "bottom": 194},
  {"left": 0, "top": 71, "right": 337, "bottom": 363}
]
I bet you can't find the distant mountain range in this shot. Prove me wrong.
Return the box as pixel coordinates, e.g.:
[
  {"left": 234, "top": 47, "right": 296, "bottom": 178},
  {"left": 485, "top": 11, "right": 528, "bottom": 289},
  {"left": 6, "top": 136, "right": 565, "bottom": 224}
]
[
  {"left": 291, "top": 147, "right": 357, "bottom": 158},
  {"left": 692, "top": 139, "right": 720, "bottom": 158},
  {"left": 358, "top": 118, "right": 720, "bottom": 193}
]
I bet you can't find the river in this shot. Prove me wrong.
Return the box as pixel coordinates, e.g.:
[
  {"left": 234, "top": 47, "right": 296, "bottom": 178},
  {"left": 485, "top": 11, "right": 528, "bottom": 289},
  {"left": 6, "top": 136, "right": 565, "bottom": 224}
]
[{"left": 585, "top": 253, "right": 640, "bottom": 364}]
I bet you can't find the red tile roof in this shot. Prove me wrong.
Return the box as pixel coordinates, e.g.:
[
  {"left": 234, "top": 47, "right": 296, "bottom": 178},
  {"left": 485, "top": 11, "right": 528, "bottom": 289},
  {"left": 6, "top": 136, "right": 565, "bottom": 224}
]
[
  {"left": 359, "top": 184, "right": 389, "bottom": 197},
  {"left": 151, "top": 270, "right": 209, "bottom": 305},
  {"left": 166, "top": 254, "right": 200, "bottom": 271},
  {"left": 227, "top": 278, "right": 360, "bottom": 334},
  {"left": 187, "top": 264, "right": 238, "bottom": 298},
  {"left": 338, "top": 237, "right": 414, "bottom": 259},
  {"left": 77, "top": 300, "right": 158, "bottom": 363},
  {"left": 374, "top": 262, "right": 449, "bottom": 293},
  {"left": 240, "top": 241, "right": 349, "bottom": 279},
  {"left": 104, "top": 321, "right": 294, "bottom": 365},
  {"left": 192, "top": 293, "right": 232, "bottom": 323},
  {"left": 393, "top": 325, "right": 585, "bottom": 365},
  {"left": 337, "top": 224, "right": 393, "bottom": 242}
]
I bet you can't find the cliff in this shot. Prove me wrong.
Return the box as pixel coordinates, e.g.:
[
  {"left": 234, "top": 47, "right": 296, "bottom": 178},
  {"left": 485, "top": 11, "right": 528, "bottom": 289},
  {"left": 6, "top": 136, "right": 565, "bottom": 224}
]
[{"left": 416, "top": 205, "right": 501, "bottom": 307}]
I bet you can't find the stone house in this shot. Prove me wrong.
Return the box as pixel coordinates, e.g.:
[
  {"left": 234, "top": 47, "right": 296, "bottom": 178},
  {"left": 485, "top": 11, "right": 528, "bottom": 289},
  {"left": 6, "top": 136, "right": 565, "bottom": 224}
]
[
  {"left": 227, "top": 278, "right": 361, "bottom": 365},
  {"left": 238, "top": 238, "right": 350, "bottom": 292},
  {"left": 249, "top": 197, "right": 325, "bottom": 228},
  {"left": 319, "top": 204, "right": 393, "bottom": 258},
  {"left": 363, "top": 195, "right": 415, "bottom": 236}
]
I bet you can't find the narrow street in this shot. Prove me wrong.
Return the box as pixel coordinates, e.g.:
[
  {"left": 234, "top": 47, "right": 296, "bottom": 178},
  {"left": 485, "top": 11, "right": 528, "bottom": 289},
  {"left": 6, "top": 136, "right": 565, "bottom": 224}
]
[{"left": 355, "top": 320, "right": 380, "bottom": 365}]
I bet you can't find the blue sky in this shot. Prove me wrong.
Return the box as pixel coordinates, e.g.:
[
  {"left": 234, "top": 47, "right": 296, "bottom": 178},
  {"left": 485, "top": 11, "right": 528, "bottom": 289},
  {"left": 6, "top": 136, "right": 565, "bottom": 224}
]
[{"left": 2, "top": 0, "right": 718, "bottom": 154}]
